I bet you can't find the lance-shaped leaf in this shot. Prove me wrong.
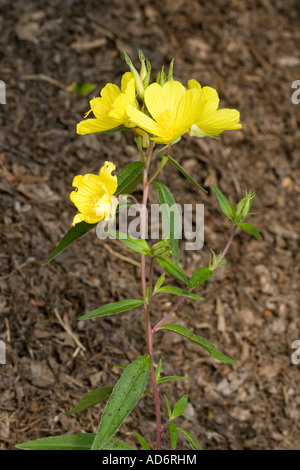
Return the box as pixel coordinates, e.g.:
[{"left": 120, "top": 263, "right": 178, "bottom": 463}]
[
  {"left": 68, "top": 386, "right": 114, "bottom": 414},
  {"left": 91, "top": 354, "right": 152, "bottom": 450},
  {"left": 169, "top": 421, "right": 178, "bottom": 450},
  {"left": 177, "top": 427, "right": 203, "bottom": 450},
  {"left": 16, "top": 434, "right": 135, "bottom": 450},
  {"left": 167, "top": 155, "right": 207, "bottom": 193},
  {"left": 156, "top": 257, "right": 187, "bottom": 284},
  {"left": 171, "top": 395, "right": 188, "bottom": 419},
  {"left": 154, "top": 181, "right": 181, "bottom": 265},
  {"left": 107, "top": 230, "right": 151, "bottom": 255},
  {"left": 157, "top": 375, "right": 190, "bottom": 384},
  {"left": 79, "top": 299, "right": 145, "bottom": 320},
  {"left": 133, "top": 431, "right": 151, "bottom": 450},
  {"left": 211, "top": 184, "right": 236, "bottom": 222},
  {"left": 115, "top": 161, "right": 145, "bottom": 196},
  {"left": 237, "top": 222, "right": 261, "bottom": 239},
  {"left": 43, "top": 221, "right": 97, "bottom": 265},
  {"left": 164, "top": 395, "right": 172, "bottom": 419},
  {"left": 157, "top": 324, "right": 236, "bottom": 364},
  {"left": 188, "top": 267, "right": 213, "bottom": 289},
  {"left": 155, "top": 286, "right": 204, "bottom": 301}
]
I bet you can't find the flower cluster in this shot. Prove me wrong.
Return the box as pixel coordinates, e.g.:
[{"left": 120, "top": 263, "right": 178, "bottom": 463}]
[
  {"left": 71, "top": 52, "right": 242, "bottom": 225},
  {"left": 77, "top": 52, "right": 241, "bottom": 144}
]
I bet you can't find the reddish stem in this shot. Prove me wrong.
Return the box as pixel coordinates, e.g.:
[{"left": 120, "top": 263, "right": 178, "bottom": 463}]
[{"left": 140, "top": 142, "right": 162, "bottom": 450}]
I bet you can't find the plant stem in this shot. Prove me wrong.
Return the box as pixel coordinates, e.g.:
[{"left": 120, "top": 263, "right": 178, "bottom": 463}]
[
  {"left": 211, "top": 224, "right": 237, "bottom": 271},
  {"left": 141, "top": 142, "right": 153, "bottom": 351},
  {"left": 139, "top": 141, "right": 162, "bottom": 449},
  {"left": 150, "top": 366, "right": 162, "bottom": 449}
]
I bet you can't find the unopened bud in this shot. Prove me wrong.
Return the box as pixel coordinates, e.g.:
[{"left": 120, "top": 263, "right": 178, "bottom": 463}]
[
  {"left": 151, "top": 239, "right": 172, "bottom": 258},
  {"left": 124, "top": 51, "right": 145, "bottom": 99},
  {"left": 139, "top": 50, "right": 147, "bottom": 82},
  {"left": 236, "top": 190, "right": 256, "bottom": 222},
  {"left": 156, "top": 59, "right": 174, "bottom": 86}
]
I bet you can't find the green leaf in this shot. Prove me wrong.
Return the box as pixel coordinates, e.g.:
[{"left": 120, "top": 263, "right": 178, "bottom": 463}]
[
  {"left": 68, "top": 386, "right": 114, "bottom": 414},
  {"left": 157, "top": 324, "right": 236, "bottom": 364},
  {"left": 107, "top": 230, "right": 151, "bottom": 255},
  {"left": 154, "top": 181, "right": 181, "bottom": 264},
  {"left": 103, "top": 438, "right": 136, "bottom": 450},
  {"left": 153, "top": 273, "right": 166, "bottom": 294},
  {"left": 156, "top": 257, "right": 187, "bottom": 284},
  {"left": 188, "top": 267, "right": 213, "bottom": 289},
  {"left": 91, "top": 355, "right": 152, "bottom": 450},
  {"left": 72, "top": 82, "right": 96, "bottom": 97},
  {"left": 157, "top": 375, "right": 189, "bottom": 384},
  {"left": 155, "top": 286, "right": 204, "bottom": 301},
  {"left": 169, "top": 422, "right": 178, "bottom": 450},
  {"left": 115, "top": 161, "right": 145, "bottom": 196},
  {"left": 145, "top": 286, "right": 150, "bottom": 304},
  {"left": 172, "top": 395, "right": 188, "bottom": 419},
  {"left": 237, "top": 222, "right": 261, "bottom": 239},
  {"left": 168, "top": 155, "right": 207, "bottom": 193},
  {"left": 211, "top": 184, "right": 236, "bottom": 222},
  {"left": 164, "top": 395, "right": 172, "bottom": 419},
  {"left": 155, "top": 359, "right": 162, "bottom": 381},
  {"left": 43, "top": 221, "right": 97, "bottom": 265},
  {"left": 79, "top": 299, "right": 145, "bottom": 320},
  {"left": 133, "top": 431, "right": 151, "bottom": 450},
  {"left": 209, "top": 249, "right": 226, "bottom": 270},
  {"left": 16, "top": 434, "right": 135, "bottom": 450},
  {"left": 177, "top": 428, "right": 203, "bottom": 450}
]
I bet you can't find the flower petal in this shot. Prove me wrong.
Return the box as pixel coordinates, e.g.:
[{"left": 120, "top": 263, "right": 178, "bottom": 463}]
[
  {"left": 174, "top": 88, "right": 204, "bottom": 133},
  {"left": 72, "top": 212, "right": 103, "bottom": 226},
  {"left": 70, "top": 174, "right": 104, "bottom": 213},
  {"left": 192, "top": 109, "right": 242, "bottom": 137},
  {"left": 100, "top": 83, "right": 121, "bottom": 105},
  {"left": 143, "top": 83, "right": 165, "bottom": 121},
  {"left": 99, "top": 161, "right": 118, "bottom": 196},
  {"left": 121, "top": 72, "right": 135, "bottom": 94},
  {"left": 198, "top": 86, "right": 220, "bottom": 116},
  {"left": 126, "top": 105, "right": 163, "bottom": 135},
  {"left": 76, "top": 117, "right": 120, "bottom": 135},
  {"left": 162, "top": 81, "right": 186, "bottom": 115},
  {"left": 188, "top": 79, "right": 202, "bottom": 90}
]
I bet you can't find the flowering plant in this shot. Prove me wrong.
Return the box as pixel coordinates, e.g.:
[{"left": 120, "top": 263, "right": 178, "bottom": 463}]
[{"left": 17, "top": 51, "right": 260, "bottom": 451}]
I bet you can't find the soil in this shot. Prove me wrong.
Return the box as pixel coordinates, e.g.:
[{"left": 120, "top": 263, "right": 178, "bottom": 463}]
[{"left": 1, "top": 0, "right": 300, "bottom": 451}]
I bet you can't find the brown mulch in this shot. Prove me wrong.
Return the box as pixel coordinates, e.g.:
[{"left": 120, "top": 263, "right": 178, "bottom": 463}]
[{"left": 0, "top": 0, "right": 300, "bottom": 450}]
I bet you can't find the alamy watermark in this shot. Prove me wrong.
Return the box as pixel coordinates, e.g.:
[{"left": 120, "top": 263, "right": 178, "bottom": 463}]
[
  {"left": 96, "top": 199, "right": 205, "bottom": 251},
  {"left": 291, "top": 340, "right": 300, "bottom": 365},
  {"left": 0, "top": 340, "right": 5, "bottom": 364},
  {"left": 0, "top": 80, "right": 5, "bottom": 104},
  {"left": 291, "top": 80, "right": 300, "bottom": 105}
]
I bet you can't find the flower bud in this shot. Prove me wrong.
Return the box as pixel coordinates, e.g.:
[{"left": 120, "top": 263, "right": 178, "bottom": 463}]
[
  {"left": 124, "top": 51, "right": 145, "bottom": 99},
  {"left": 236, "top": 190, "right": 256, "bottom": 222},
  {"left": 139, "top": 50, "right": 147, "bottom": 82},
  {"left": 151, "top": 239, "right": 172, "bottom": 258}
]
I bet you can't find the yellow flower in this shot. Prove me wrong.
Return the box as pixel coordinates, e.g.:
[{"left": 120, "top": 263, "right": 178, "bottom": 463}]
[
  {"left": 70, "top": 161, "right": 118, "bottom": 226},
  {"left": 77, "top": 73, "right": 136, "bottom": 135},
  {"left": 187, "top": 79, "right": 242, "bottom": 138},
  {"left": 126, "top": 80, "right": 208, "bottom": 144}
]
